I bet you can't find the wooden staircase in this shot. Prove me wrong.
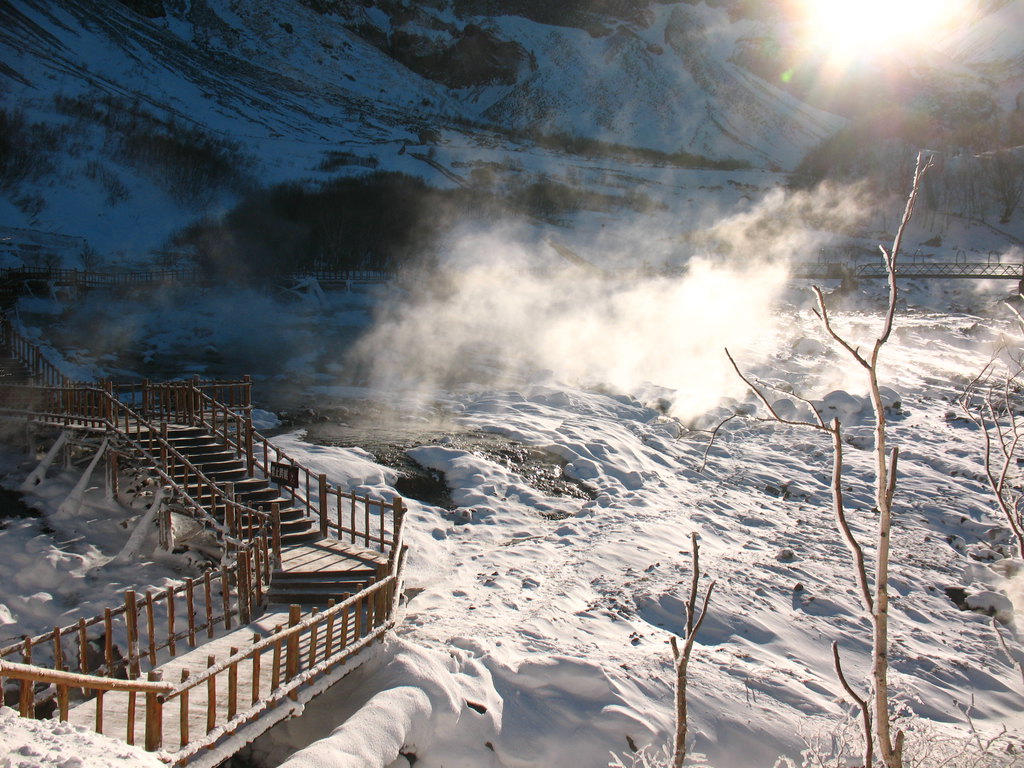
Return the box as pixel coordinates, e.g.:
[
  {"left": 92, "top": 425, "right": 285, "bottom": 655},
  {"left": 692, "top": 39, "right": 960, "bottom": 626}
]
[
  {"left": 0, "top": 302, "right": 408, "bottom": 765},
  {"left": 160, "top": 425, "right": 321, "bottom": 546}
]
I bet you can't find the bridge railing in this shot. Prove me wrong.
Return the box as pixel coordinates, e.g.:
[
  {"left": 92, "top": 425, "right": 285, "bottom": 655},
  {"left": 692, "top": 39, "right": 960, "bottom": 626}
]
[
  {"left": 0, "top": 382, "right": 271, "bottom": 550},
  {"left": 178, "top": 384, "right": 406, "bottom": 556},
  {"left": 0, "top": 267, "right": 210, "bottom": 291},
  {"left": 0, "top": 316, "right": 70, "bottom": 388},
  {"left": 159, "top": 563, "right": 404, "bottom": 761},
  {"left": 0, "top": 660, "right": 174, "bottom": 751},
  {"left": 0, "top": 541, "right": 272, "bottom": 717},
  {"left": 0, "top": 548, "right": 405, "bottom": 760},
  {"left": 111, "top": 377, "right": 252, "bottom": 416}
]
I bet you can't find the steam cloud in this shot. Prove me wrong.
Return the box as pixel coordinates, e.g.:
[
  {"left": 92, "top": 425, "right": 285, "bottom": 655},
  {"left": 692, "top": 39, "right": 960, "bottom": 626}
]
[{"left": 347, "top": 184, "right": 872, "bottom": 420}]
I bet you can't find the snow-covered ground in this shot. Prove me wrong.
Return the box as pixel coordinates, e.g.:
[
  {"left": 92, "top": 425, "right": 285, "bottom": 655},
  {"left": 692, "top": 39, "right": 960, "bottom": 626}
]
[{"left": 2, "top": 226, "right": 1024, "bottom": 766}]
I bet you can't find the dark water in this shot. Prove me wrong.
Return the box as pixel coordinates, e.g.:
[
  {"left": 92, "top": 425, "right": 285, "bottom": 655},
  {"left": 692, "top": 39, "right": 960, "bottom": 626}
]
[
  {"left": 299, "top": 415, "right": 595, "bottom": 516},
  {"left": 0, "top": 484, "right": 40, "bottom": 523}
]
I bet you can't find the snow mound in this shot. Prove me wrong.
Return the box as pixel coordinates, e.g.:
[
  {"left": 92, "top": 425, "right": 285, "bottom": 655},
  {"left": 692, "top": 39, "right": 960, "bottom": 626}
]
[{"left": 0, "top": 707, "right": 164, "bottom": 768}]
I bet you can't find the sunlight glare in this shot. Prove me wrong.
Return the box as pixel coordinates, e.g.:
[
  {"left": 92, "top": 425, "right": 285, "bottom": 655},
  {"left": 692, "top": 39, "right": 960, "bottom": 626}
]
[{"left": 797, "top": 0, "right": 970, "bottom": 59}]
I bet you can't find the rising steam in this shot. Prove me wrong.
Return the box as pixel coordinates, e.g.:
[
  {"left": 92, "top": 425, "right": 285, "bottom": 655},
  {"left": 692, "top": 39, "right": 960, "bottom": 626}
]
[{"left": 347, "top": 184, "right": 871, "bottom": 419}]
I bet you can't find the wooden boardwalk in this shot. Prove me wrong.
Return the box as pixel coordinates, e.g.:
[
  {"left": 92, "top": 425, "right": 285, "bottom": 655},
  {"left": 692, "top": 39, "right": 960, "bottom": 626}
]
[
  {"left": 65, "top": 597, "right": 387, "bottom": 757},
  {"left": 0, "top": 315, "right": 408, "bottom": 765}
]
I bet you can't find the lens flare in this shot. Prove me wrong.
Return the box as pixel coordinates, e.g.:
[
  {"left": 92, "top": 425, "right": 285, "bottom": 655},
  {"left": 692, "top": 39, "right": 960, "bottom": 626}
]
[{"left": 796, "top": 0, "right": 971, "bottom": 60}]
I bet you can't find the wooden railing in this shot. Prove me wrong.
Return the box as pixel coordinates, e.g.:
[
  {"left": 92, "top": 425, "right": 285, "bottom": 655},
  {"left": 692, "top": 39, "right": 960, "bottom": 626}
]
[
  {"left": 112, "top": 377, "right": 253, "bottom": 416},
  {"left": 288, "top": 269, "right": 395, "bottom": 284},
  {"left": 0, "top": 316, "right": 70, "bottom": 388},
  {"left": 0, "top": 556, "right": 403, "bottom": 759},
  {"left": 0, "top": 383, "right": 270, "bottom": 549},
  {"left": 0, "top": 542, "right": 271, "bottom": 706},
  {"left": 160, "top": 565, "right": 403, "bottom": 761},
  {"left": 0, "top": 267, "right": 210, "bottom": 291},
  {"left": 0, "top": 660, "right": 175, "bottom": 751},
  {"left": 186, "top": 384, "right": 404, "bottom": 555},
  {"left": 0, "top": 330, "right": 408, "bottom": 761}
]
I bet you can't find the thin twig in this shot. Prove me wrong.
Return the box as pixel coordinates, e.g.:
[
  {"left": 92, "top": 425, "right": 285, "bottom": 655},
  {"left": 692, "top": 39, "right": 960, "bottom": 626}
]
[{"left": 832, "top": 641, "right": 873, "bottom": 768}]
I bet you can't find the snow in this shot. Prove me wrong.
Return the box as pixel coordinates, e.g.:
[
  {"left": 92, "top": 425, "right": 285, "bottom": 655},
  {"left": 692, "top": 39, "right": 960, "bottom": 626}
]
[
  {"left": 0, "top": 707, "right": 165, "bottom": 768},
  {"left": 1, "top": 1, "right": 1024, "bottom": 763}
]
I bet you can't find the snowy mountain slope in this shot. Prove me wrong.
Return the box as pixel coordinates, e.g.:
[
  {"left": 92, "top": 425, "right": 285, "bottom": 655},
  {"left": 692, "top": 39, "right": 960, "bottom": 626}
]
[
  {"left": 6, "top": 276, "right": 1022, "bottom": 768},
  {"left": 939, "top": 0, "right": 1024, "bottom": 111},
  {"left": 0, "top": 0, "right": 849, "bottom": 257}
]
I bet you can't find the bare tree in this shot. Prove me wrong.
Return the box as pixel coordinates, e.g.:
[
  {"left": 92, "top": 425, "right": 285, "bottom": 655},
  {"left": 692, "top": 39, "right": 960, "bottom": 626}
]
[
  {"left": 725, "top": 152, "right": 933, "bottom": 768},
  {"left": 670, "top": 532, "right": 715, "bottom": 768},
  {"left": 987, "top": 150, "right": 1024, "bottom": 225},
  {"left": 960, "top": 320, "right": 1024, "bottom": 557}
]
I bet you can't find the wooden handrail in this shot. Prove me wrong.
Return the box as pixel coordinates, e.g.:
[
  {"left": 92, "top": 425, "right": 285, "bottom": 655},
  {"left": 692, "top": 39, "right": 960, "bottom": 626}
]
[
  {"left": 0, "top": 659, "right": 174, "bottom": 694},
  {"left": 160, "top": 574, "right": 397, "bottom": 702}
]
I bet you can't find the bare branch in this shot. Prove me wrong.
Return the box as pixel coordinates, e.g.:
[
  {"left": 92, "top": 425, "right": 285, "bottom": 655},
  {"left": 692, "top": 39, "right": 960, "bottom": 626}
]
[
  {"left": 812, "top": 286, "right": 870, "bottom": 369},
  {"left": 724, "top": 348, "right": 828, "bottom": 431},
  {"left": 832, "top": 641, "right": 872, "bottom": 768},
  {"left": 697, "top": 414, "right": 739, "bottom": 474},
  {"left": 673, "top": 534, "right": 715, "bottom": 768},
  {"left": 830, "top": 420, "right": 874, "bottom": 614}
]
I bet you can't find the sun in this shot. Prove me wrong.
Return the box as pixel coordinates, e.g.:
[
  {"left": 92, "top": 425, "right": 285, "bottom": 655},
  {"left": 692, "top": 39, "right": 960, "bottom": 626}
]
[{"left": 794, "top": 0, "right": 972, "bottom": 62}]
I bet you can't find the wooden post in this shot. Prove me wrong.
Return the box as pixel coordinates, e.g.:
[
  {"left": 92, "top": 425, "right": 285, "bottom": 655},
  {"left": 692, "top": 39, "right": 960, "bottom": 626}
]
[
  {"left": 286, "top": 605, "right": 300, "bottom": 700},
  {"left": 271, "top": 635, "right": 283, "bottom": 690},
  {"left": 145, "top": 591, "right": 156, "bottom": 667},
  {"left": 350, "top": 492, "right": 357, "bottom": 544},
  {"left": 253, "top": 540, "right": 264, "bottom": 606},
  {"left": 325, "top": 599, "right": 336, "bottom": 658},
  {"left": 308, "top": 609, "right": 319, "bottom": 667},
  {"left": 145, "top": 670, "right": 163, "bottom": 751},
  {"left": 354, "top": 594, "right": 362, "bottom": 639},
  {"left": 271, "top": 503, "right": 282, "bottom": 566},
  {"left": 103, "top": 608, "right": 114, "bottom": 675},
  {"left": 339, "top": 596, "right": 350, "bottom": 649},
  {"left": 204, "top": 572, "right": 214, "bottom": 639},
  {"left": 179, "top": 669, "right": 190, "bottom": 747},
  {"left": 104, "top": 380, "right": 113, "bottom": 423},
  {"left": 220, "top": 567, "right": 232, "bottom": 631},
  {"left": 318, "top": 474, "right": 328, "bottom": 537},
  {"left": 125, "top": 590, "right": 140, "bottom": 678},
  {"left": 244, "top": 415, "right": 254, "bottom": 475},
  {"left": 53, "top": 625, "right": 64, "bottom": 671},
  {"left": 95, "top": 690, "right": 104, "bottom": 733},
  {"left": 167, "top": 587, "right": 177, "bottom": 657},
  {"left": 127, "top": 689, "right": 137, "bottom": 745},
  {"left": 77, "top": 618, "right": 88, "bottom": 679},
  {"left": 364, "top": 498, "right": 371, "bottom": 547},
  {"left": 251, "top": 633, "right": 261, "bottom": 705},
  {"left": 228, "top": 648, "right": 239, "bottom": 720},
  {"left": 238, "top": 553, "right": 251, "bottom": 626},
  {"left": 205, "top": 656, "right": 216, "bottom": 734},
  {"left": 57, "top": 683, "right": 69, "bottom": 721},
  {"left": 185, "top": 578, "right": 196, "bottom": 647},
  {"left": 19, "top": 638, "right": 33, "bottom": 717}
]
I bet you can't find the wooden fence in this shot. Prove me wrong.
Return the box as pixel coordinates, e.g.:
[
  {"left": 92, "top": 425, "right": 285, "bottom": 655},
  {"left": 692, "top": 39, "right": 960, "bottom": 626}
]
[
  {"left": 0, "top": 562, "right": 401, "bottom": 757},
  {"left": 0, "top": 541, "right": 271, "bottom": 708},
  {"left": 0, "top": 317, "right": 69, "bottom": 388},
  {"left": 0, "top": 327, "right": 408, "bottom": 761}
]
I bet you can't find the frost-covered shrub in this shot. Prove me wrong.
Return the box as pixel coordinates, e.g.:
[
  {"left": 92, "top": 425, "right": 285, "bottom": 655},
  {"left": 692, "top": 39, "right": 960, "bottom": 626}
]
[
  {"left": 0, "top": 108, "right": 59, "bottom": 189},
  {"left": 121, "top": 124, "right": 252, "bottom": 205}
]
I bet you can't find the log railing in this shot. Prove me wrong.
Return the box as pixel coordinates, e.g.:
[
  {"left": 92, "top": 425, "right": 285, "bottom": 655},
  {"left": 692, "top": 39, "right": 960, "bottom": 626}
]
[
  {"left": 0, "top": 556, "right": 404, "bottom": 760},
  {"left": 0, "top": 329, "right": 409, "bottom": 761},
  {"left": 0, "top": 383, "right": 270, "bottom": 549},
  {"left": 0, "top": 267, "right": 210, "bottom": 291},
  {"left": 160, "top": 566, "right": 403, "bottom": 760},
  {"left": 0, "top": 542, "right": 272, "bottom": 707},
  {"left": 0, "top": 660, "right": 175, "bottom": 751},
  {"left": 0, "top": 316, "right": 70, "bottom": 388}
]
